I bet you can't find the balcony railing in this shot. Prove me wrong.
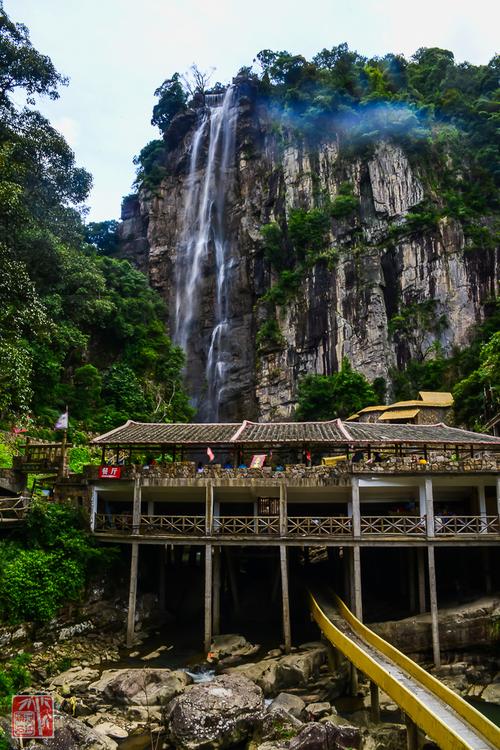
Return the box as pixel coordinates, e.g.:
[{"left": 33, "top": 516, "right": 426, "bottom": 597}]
[
  {"left": 0, "top": 496, "right": 30, "bottom": 523},
  {"left": 93, "top": 513, "right": 500, "bottom": 540}
]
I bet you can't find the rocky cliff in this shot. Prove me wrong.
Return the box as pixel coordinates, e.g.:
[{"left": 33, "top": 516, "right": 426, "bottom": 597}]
[{"left": 118, "top": 81, "right": 498, "bottom": 421}]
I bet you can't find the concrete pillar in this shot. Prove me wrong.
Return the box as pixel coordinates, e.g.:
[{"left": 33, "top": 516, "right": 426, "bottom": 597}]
[
  {"left": 370, "top": 681, "right": 380, "bottom": 723},
  {"left": 132, "top": 476, "right": 141, "bottom": 535},
  {"left": 159, "top": 545, "right": 166, "bottom": 612},
  {"left": 205, "top": 482, "right": 214, "bottom": 535},
  {"left": 352, "top": 546, "right": 363, "bottom": 621},
  {"left": 424, "top": 478, "right": 434, "bottom": 538},
  {"left": 213, "top": 546, "right": 221, "bottom": 635},
  {"left": 279, "top": 545, "right": 292, "bottom": 653},
  {"left": 417, "top": 547, "right": 426, "bottom": 614},
  {"left": 204, "top": 545, "right": 213, "bottom": 652},
  {"left": 90, "top": 486, "right": 98, "bottom": 531},
  {"left": 478, "top": 485, "right": 487, "bottom": 533},
  {"left": 351, "top": 478, "right": 361, "bottom": 538},
  {"left": 279, "top": 482, "right": 287, "bottom": 536},
  {"left": 405, "top": 714, "right": 419, "bottom": 750},
  {"left": 408, "top": 549, "right": 416, "bottom": 613},
  {"left": 496, "top": 477, "right": 500, "bottom": 518},
  {"left": 126, "top": 543, "right": 139, "bottom": 648},
  {"left": 427, "top": 546, "right": 441, "bottom": 667}
]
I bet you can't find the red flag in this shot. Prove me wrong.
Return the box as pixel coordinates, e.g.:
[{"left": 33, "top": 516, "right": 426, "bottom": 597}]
[
  {"left": 207, "top": 447, "right": 214, "bottom": 462},
  {"left": 305, "top": 450, "right": 311, "bottom": 462}
]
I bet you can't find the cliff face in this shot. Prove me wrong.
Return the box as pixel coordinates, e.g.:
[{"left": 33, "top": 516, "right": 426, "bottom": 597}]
[{"left": 119, "top": 83, "right": 498, "bottom": 421}]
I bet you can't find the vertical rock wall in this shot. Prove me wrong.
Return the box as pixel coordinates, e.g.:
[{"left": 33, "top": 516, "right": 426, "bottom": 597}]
[{"left": 118, "top": 85, "right": 498, "bottom": 421}]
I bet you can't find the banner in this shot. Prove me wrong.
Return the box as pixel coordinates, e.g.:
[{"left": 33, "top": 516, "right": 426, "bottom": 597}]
[{"left": 98, "top": 466, "right": 121, "bottom": 479}]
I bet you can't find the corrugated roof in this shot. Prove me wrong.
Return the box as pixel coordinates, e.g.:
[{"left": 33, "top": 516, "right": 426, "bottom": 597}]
[
  {"left": 92, "top": 419, "right": 500, "bottom": 447},
  {"left": 378, "top": 408, "right": 420, "bottom": 421},
  {"left": 418, "top": 391, "right": 454, "bottom": 406}
]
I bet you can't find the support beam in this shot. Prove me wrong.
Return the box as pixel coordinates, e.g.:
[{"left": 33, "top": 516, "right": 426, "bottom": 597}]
[
  {"left": 159, "top": 545, "right": 166, "bottom": 612},
  {"left": 352, "top": 545, "right": 363, "bottom": 621},
  {"left": 279, "top": 482, "right": 287, "bottom": 536},
  {"left": 478, "top": 485, "right": 487, "bottom": 533},
  {"left": 204, "top": 545, "right": 213, "bottom": 652},
  {"left": 126, "top": 543, "right": 139, "bottom": 648},
  {"left": 370, "top": 681, "right": 380, "bottom": 723},
  {"left": 279, "top": 544, "right": 292, "bottom": 653},
  {"left": 213, "top": 546, "right": 221, "bottom": 636},
  {"left": 147, "top": 500, "right": 154, "bottom": 517},
  {"left": 424, "top": 478, "right": 434, "bottom": 538},
  {"left": 427, "top": 546, "right": 441, "bottom": 667},
  {"left": 89, "top": 486, "right": 98, "bottom": 532},
  {"left": 351, "top": 477, "right": 361, "bottom": 538},
  {"left": 132, "top": 476, "right": 141, "bottom": 535},
  {"left": 417, "top": 547, "right": 426, "bottom": 614},
  {"left": 405, "top": 714, "right": 419, "bottom": 750},
  {"left": 205, "top": 482, "right": 214, "bottom": 535}
]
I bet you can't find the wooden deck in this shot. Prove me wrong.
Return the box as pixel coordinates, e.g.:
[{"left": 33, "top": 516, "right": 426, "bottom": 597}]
[{"left": 92, "top": 513, "right": 500, "bottom": 545}]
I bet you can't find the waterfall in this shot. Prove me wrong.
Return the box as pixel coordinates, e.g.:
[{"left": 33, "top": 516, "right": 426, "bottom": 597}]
[{"left": 174, "top": 86, "right": 238, "bottom": 421}]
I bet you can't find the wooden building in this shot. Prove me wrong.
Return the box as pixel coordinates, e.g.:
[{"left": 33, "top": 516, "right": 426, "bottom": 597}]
[{"left": 85, "top": 419, "right": 500, "bottom": 665}]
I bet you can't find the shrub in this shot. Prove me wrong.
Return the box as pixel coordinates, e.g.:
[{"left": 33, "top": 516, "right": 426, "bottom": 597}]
[{"left": 256, "top": 318, "right": 285, "bottom": 352}]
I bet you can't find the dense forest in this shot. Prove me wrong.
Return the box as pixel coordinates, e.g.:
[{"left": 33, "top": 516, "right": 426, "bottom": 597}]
[
  {"left": 0, "top": 6, "right": 193, "bottom": 438},
  {"left": 0, "top": 3, "right": 498, "bottom": 434}
]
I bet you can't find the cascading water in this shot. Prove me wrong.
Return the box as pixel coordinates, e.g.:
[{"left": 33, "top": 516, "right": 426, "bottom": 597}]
[{"left": 174, "top": 86, "right": 238, "bottom": 421}]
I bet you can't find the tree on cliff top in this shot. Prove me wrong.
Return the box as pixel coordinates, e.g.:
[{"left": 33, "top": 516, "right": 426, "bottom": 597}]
[
  {"left": 151, "top": 72, "right": 188, "bottom": 131},
  {"left": 295, "top": 359, "right": 377, "bottom": 421}
]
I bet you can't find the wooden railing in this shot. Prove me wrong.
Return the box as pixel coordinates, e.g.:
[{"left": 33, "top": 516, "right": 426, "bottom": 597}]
[
  {"left": 434, "top": 515, "right": 500, "bottom": 535},
  {"left": 360, "top": 515, "right": 426, "bottom": 535},
  {"left": 288, "top": 516, "right": 352, "bottom": 536},
  {"left": 0, "top": 496, "right": 30, "bottom": 523},
  {"left": 93, "top": 513, "right": 500, "bottom": 540},
  {"left": 214, "top": 516, "right": 280, "bottom": 535}
]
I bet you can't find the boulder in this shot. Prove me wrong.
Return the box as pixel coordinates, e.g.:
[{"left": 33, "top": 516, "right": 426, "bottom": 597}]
[
  {"left": 288, "top": 722, "right": 361, "bottom": 750},
  {"left": 8, "top": 712, "right": 117, "bottom": 749},
  {"left": 226, "top": 645, "right": 327, "bottom": 696},
  {"left": 481, "top": 681, "right": 500, "bottom": 705},
  {"left": 304, "top": 703, "right": 332, "bottom": 721},
  {"left": 49, "top": 667, "right": 100, "bottom": 694},
  {"left": 269, "top": 693, "right": 305, "bottom": 719},
  {"left": 258, "top": 706, "right": 303, "bottom": 742},
  {"left": 226, "top": 659, "right": 281, "bottom": 696},
  {"left": 93, "top": 721, "right": 129, "bottom": 740},
  {"left": 209, "top": 633, "right": 260, "bottom": 663},
  {"left": 165, "top": 673, "right": 264, "bottom": 749},
  {"left": 89, "top": 668, "right": 191, "bottom": 705},
  {"left": 361, "top": 724, "right": 407, "bottom": 750}
]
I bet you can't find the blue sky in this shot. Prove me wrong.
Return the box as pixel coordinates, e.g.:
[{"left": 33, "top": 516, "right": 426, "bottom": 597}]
[{"left": 8, "top": 0, "right": 499, "bottom": 222}]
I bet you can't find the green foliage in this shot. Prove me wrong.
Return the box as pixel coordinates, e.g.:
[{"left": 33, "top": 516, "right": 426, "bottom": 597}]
[
  {"left": 0, "top": 653, "right": 31, "bottom": 714},
  {"left": 0, "top": 500, "right": 116, "bottom": 623},
  {"left": 389, "top": 300, "right": 448, "bottom": 360},
  {"left": 256, "top": 317, "right": 285, "bottom": 352},
  {"left": 262, "top": 269, "right": 302, "bottom": 306},
  {"left": 133, "top": 139, "right": 166, "bottom": 191},
  {"left": 295, "top": 358, "right": 377, "bottom": 420},
  {"left": 288, "top": 207, "right": 330, "bottom": 262},
  {"left": 330, "top": 183, "right": 359, "bottom": 218},
  {"left": 151, "top": 73, "right": 188, "bottom": 132},
  {"left": 0, "top": 9, "right": 193, "bottom": 431},
  {"left": 261, "top": 222, "right": 286, "bottom": 270}
]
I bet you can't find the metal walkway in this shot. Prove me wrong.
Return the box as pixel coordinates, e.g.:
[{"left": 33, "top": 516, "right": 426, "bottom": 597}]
[{"left": 310, "top": 592, "right": 500, "bottom": 750}]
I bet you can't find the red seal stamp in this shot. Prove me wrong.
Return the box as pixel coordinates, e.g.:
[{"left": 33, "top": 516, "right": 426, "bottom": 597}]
[{"left": 12, "top": 694, "right": 54, "bottom": 738}]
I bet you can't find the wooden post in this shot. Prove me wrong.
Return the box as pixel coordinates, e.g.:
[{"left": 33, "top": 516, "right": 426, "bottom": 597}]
[
  {"left": 370, "top": 681, "right": 380, "bottom": 723},
  {"left": 417, "top": 547, "right": 426, "bottom": 613},
  {"left": 351, "top": 477, "right": 361, "bottom": 538},
  {"left": 205, "top": 481, "right": 214, "bottom": 535},
  {"left": 204, "top": 545, "right": 213, "bottom": 652},
  {"left": 159, "top": 545, "right": 166, "bottom": 612},
  {"left": 132, "top": 475, "right": 141, "bottom": 535},
  {"left": 213, "top": 546, "right": 221, "bottom": 636},
  {"left": 405, "top": 714, "right": 419, "bottom": 750},
  {"left": 279, "top": 545, "right": 292, "bottom": 653},
  {"left": 424, "top": 478, "right": 435, "bottom": 538},
  {"left": 279, "top": 482, "right": 287, "bottom": 536},
  {"left": 60, "top": 429, "right": 68, "bottom": 478},
  {"left": 126, "top": 543, "right": 139, "bottom": 648},
  {"left": 353, "top": 545, "right": 363, "bottom": 621},
  {"left": 427, "top": 546, "right": 441, "bottom": 667}
]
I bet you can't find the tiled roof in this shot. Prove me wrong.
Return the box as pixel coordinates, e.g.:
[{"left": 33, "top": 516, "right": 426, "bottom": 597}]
[
  {"left": 378, "top": 408, "right": 420, "bottom": 421},
  {"left": 344, "top": 422, "right": 500, "bottom": 444},
  {"left": 92, "top": 419, "right": 500, "bottom": 447},
  {"left": 92, "top": 420, "right": 240, "bottom": 445}
]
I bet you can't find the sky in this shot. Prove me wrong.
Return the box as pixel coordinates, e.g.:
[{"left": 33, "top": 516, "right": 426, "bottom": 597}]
[{"left": 8, "top": 0, "right": 500, "bottom": 222}]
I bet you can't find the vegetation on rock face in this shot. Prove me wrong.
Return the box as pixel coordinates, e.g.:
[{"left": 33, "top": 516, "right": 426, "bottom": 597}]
[
  {"left": 0, "top": 500, "right": 116, "bottom": 623},
  {"left": 0, "top": 6, "right": 193, "bottom": 432},
  {"left": 295, "top": 358, "right": 377, "bottom": 421}
]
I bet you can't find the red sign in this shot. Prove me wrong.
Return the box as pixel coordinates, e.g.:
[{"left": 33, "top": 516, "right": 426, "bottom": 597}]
[
  {"left": 12, "top": 694, "right": 54, "bottom": 738},
  {"left": 98, "top": 465, "right": 122, "bottom": 479}
]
